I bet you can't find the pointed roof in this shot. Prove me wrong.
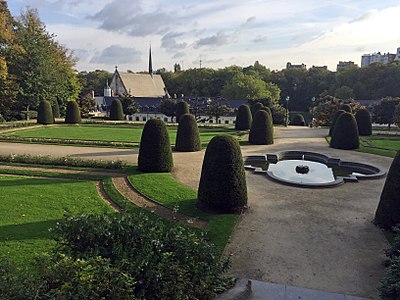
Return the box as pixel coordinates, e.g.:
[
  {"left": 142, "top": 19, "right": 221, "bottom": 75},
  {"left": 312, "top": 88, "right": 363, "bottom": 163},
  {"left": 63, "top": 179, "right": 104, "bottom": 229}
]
[
  {"left": 149, "top": 45, "right": 153, "bottom": 75},
  {"left": 116, "top": 72, "right": 166, "bottom": 98}
]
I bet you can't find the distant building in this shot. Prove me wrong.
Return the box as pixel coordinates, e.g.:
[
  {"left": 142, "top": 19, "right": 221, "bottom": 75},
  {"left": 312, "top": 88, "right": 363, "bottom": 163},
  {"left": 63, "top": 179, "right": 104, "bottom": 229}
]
[
  {"left": 336, "top": 61, "right": 357, "bottom": 71},
  {"left": 361, "top": 51, "right": 396, "bottom": 67},
  {"left": 395, "top": 47, "right": 400, "bottom": 61},
  {"left": 311, "top": 65, "right": 328, "bottom": 71},
  {"left": 286, "top": 62, "right": 306, "bottom": 69}
]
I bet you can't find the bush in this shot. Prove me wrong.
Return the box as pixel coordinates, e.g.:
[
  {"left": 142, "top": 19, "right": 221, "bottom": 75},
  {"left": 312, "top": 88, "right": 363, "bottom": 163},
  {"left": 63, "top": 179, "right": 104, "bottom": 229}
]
[
  {"left": 0, "top": 114, "right": 5, "bottom": 122},
  {"left": 330, "top": 112, "right": 359, "bottom": 150},
  {"left": 291, "top": 114, "right": 305, "bottom": 126},
  {"left": 375, "top": 151, "right": 400, "bottom": 230},
  {"left": 340, "top": 103, "right": 352, "bottom": 113},
  {"left": 251, "top": 102, "right": 264, "bottom": 117},
  {"left": 176, "top": 101, "right": 189, "bottom": 123},
  {"left": 109, "top": 99, "right": 124, "bottom": 120},
  {"left": 260, "top": 106, "right": 272, "bottom": 117},
  {"left": 249, "top": 110, "right": 273, "bottom": 145},
  {"left": 355, "top": 108, "right": 372, "bottom": 136},
  {"left": 175, "top": 114, "right": 201, "bottom": 152},
  {"left": 197, "top": 135, "right": 247, "bottom": 213},
  {"left": 65, "top": 101, "right": 81, "bottom": 124},
  {"left": 138, "top": 119, "right": 173, "bottom": 172},
  {"left": 235, "top": 105, "right": 252, "bottom": 130},
  {"left": 329, "top": 110, "right": 345, "bottom": 136},
  {"left": 37, "top": 100, "right": 54, "bottom": 124},
  {"left": 52, "top": 101, "right": 60, "bottom": 118},
  {"left": 19, "top": 110, "right": 38, "bottom": 120}
]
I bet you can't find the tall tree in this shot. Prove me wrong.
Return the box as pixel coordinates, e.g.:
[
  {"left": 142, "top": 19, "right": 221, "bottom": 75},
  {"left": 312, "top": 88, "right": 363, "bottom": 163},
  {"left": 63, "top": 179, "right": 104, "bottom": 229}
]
[
  {"left": 205, "top": 98, "right": 232, "bottom": 123},
  {"left": 372, "top": 97, "right": 400, "bottom": 129}
]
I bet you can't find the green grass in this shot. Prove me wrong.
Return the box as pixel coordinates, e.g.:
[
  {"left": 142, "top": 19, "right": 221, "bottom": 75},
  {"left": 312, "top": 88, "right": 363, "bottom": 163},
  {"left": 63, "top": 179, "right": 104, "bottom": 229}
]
[
  {"left": 0, "top": 175, "right": 113, "bottom": 265},
  {"left": 2, "top": 124, "right": 242, "bottom": 145},
  {"left": 128, "top": 169, "right": 238, "bottom": 255}
]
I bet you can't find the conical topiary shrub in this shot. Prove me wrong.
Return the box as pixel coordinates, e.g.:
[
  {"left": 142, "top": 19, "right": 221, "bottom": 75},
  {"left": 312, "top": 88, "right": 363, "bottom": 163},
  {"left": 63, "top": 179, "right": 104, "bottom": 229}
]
[
  {"left": 65, "top": 101, "right": 81, "bottom": 124},
  {"left": 37, "top": 100, "right": 54, "bottom": 125},
  {"left": 375, "top": 151, "right": 400, "bottom": 230},
  {"left": 330, "top": 112, "right": 359, "bottom": 150},
  {"left": 340, "top": 104, "right": 352, "bottom": 113},
  {"left": 138, "top": 119, "right": 173, "bottom": 172},
  {"left": 176, "top": 101, "right": 189, "bottom": 123},
  {"left": 355, "top": 108, "right": 372, "bottom": 136},
  {"left": 52, "top": 101, "right": 60, "bottom": 119},
  {"left": 329, "top": 110, "right": 346, "bottom": 136},
  {"left": 175, "top": 114, "right": 201, "bottom": 152},
  {"left": 251, "top": 102, "right": 264, "bottom": 117},
  {"left": 249, "top": 110, "right": 273, "bottom": 145},
  {"left": 197, "top": 135, "right": 247, "bottom": 213},
  {"left": 109, "top": 99, "right": 124, "bottom": 120},
  {"left": 235, "top": 105, "right": 252, "bottom": 130},
  {"left": 260, "top": 106, "right": 272, "bottom": 117},
  {"left": 291, "top": 114, "right": 305, "bottom": 126}
]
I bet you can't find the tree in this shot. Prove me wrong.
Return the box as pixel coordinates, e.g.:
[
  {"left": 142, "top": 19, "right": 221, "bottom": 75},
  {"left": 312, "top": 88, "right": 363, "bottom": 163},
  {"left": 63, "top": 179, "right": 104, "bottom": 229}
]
[
  {"left": 249, "top": 110, "right": 274, "bottom": 145},
  {"left": 334, "top": 86, "right": 354, "bottom": 100},
  {"left": 119, "top": 93, "right": 138, "bottom": 116},
  {"left": 197, "top": 135, "right": 247, "bottom": 213},
  {"left": 372, "top": 97, "right": 400, "bottom": 129},
  {"left": 205, "top": 98, "right": 232, "bottom": 123},
  {"left": 65, "top": 101, "right": 81, "bottom": 124},
  {"left": 37, "top": 100, "right": 53, "bottom": 124},
  {"left": 176, "top": 100, "right": 189, "bottom": 123},
  {"left": 52, "top": 100, "right": 60, "bottom": 118},
  {"left": 235, "top": 105, "right": 252, "bottom": 130},
  {"left": 159, "top": 99, "right": 177, "bottom": 121},
  {"left": 138, "top": 119, "right": 173, "bottom": 172},
  {"left": 330, "top": 112, "right": 359, "bottom": 150},
  {"left": 109, "top": 99, "right": 124, "bottom": 120},
  {"left": 77, "top": 93, "right": 96, "bottom": 116},
  {"left": 355, "top": 108, "right": 372, "bottom": 136},
  {"left": 175, "top": 114, "right": 201, "bottom": 152},
  {"left": 77, "top": 70, "right": 112, "bottom": 98}
]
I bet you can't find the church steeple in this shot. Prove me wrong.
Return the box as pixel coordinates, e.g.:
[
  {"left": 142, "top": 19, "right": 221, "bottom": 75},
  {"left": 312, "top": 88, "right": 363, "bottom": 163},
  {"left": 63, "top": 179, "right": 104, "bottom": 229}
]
[{"left": 149, "top": 43, "right": 153, "bottom": 76}]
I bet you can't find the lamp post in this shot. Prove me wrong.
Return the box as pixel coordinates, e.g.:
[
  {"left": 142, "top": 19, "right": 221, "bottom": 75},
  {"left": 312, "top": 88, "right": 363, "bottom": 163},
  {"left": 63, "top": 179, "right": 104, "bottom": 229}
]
[
  {"left": 311, "top": 97, "right": 316, "bottom": 127},
  {"left": 285, "top": 96, "right": 290, "bottom": 126}
]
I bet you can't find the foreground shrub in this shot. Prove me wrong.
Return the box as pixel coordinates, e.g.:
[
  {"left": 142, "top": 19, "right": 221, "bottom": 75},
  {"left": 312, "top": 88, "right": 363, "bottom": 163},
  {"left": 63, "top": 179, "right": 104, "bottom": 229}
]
[
  {"left": 65, "top": 101, "right": 82, "bottom": 124},
  {"left": 291, "top": 114, "right": 305, "bottom": 126},
  {"left": 235, "top": 105, "right": 252, "bottom": 130},
  {"left": 37, "top": 100, "right": 54, "bottom": 124},
  {"left": 138, "top": 119, "right": 173, "bottom": 172},
  {"left": 249, "top": 110, "right": 273, "bottom": 145},
  {"left": 109, "top": 99, "right": 124, "bottom": 120},
  {"left": 175, "top": 114, "right": 201, "bottom": 152},
  {"left": 197, "top": 135, "right": 247, "bottom": 213},
  {"left": 251, "top": 102, "right": 264, "bottom": 117},
  {"left": 375, "top": 151, "right": 400, "bottom": 230},
  {"left": 329, "top": 109, "right": 345, "bottom": 136},
  {"left": 355, "top": 108, "right": 372, "bottom": 136},
  {"left": 330, "top": 112, "right": 359, "bottom": 150},
  {"left": 176, "top": 101, "right": 190, "bottom": 123},
  {"left": 260, "top": 106, "right": 272, "bottom": 117}
]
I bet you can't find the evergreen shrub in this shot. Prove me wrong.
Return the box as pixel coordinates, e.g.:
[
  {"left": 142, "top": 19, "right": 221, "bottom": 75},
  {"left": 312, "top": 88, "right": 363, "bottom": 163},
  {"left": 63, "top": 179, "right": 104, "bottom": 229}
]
[
  {"left": 37, "top": 100, "right": 54, "bottom": 124},
  {"left": 340, "top": 104, "right": 352, "bottom": 113},
  {"left": 109, "top": 99, "right": 124, "bottom": 120},
  {"left": 176, "top": 101, "right": 189, "bottom": 123},
  {"left": 175, "top": 114, "right": 201, "bottom": 152},
  {"left": 249, "top": 110, "right": 273, "bottom": 145},
  {"left": 197, "top": 135, "right": 247, "bottom": 213},
  {"left": 138, "top": 119, "right": 173, "bottom": 172},
  {"left": 52, "top": 101, "right": 60, "bottom": 118},
  {"left": 355, "top": 108, "right": 372, "bottom": 136},
  {"left": 235, "top": 105, "right": 252, "bottom": 130},
  {"left": 330, "top": 112, "right": 359, "bottom": 150},
  {"left": 329, "top": 109, "right": 345, "bottom": 136},
  {"left": 291, "top": 114, "right": 305, "bottom": 126},
  {"left": 65, "top": 101, "right": 81, "bottom": 124},
  {"left": 251, "top": 102, "right": 264, "bottom": 117}
]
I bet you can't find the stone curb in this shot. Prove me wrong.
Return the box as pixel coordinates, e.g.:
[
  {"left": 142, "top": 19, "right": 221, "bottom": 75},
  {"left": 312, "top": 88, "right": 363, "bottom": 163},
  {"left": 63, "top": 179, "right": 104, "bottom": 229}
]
[{"left": 214, "top": 279, "right": 252, "bottom": 300}]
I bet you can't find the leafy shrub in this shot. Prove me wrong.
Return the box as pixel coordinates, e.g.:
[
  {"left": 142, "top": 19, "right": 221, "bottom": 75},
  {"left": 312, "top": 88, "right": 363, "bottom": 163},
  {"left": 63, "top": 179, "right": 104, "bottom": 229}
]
[
  {"left": 37, "top": 100, "right": 54, "bottom": 124},
  {"left": 329, "top": 110, "right": 345, "bottom": 136},
  {"left": 197, "top": 135, "right": 247, "bottom": 213},
  {"left": 355, "top": 108, "right": 372, "bottom": 136},
  {"left": 375, "top": 150, "right": 400, "bottom": 230},
  {"left": 109, "top": 99, "right": 124, "bottom": 120},
  {"left": 341, "top": 103, "right": 352, "bottom": 113},
  {"left": 19, "top": 110, "right": 38, "bottom": 120},
  {"left": 260, "top": 106, "right": 272, "bottom": 117},
  {"left": 176, "top": 101, "right": 189, "bottom": 123},
  {"left": 0, "top": 114, "right": 6, "bottom": 122},
  {"left": 175, "top": 114, "right": 201, "bottom": 152},
  {"left": 138, "top": 119, "right": 173, "bottom": 172},
  {"left": 251, "top": 102, "right": 264, "bottom": 117},
  {"left": 65, "top": 101, "right": 82, "bottom": 124},
  {"left": 235, "top": 105, "right": 252, "bottom": 130},
  {"left": 291, "top": 114, "right": 305, "bottom": 126},
  {"left": 52, "top": 101, "right": 60, "bottom": 118},
  {"left": 379, "top": 256, "right": 400, "bottom": 300},
  {"left": 271, "top": 105, "right": 286, "bottom": 125},
  {"left": 330, "top": 112, "right": 359, "bottom": 150},
  {"left": 249, "top": 110, "right": 273, "bottom": 145}
]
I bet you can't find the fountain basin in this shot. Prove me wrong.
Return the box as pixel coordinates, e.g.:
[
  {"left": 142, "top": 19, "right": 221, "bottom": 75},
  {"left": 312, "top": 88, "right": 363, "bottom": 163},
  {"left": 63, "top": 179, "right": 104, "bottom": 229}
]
[{"left": 244, "top": 151, "right": 386, "bottom": 188}]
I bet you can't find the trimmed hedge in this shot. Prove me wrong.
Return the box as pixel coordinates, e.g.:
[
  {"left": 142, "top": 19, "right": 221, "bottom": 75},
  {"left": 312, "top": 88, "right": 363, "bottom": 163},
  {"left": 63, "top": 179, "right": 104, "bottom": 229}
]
[
  {"left": 340, "top": 104, "right": 352, "bottom": 113},
  {"left": 251, "top": 102, "right": 264, "bottom": 117},
  {"left": 375, "top": 150, "right": 400, "bottom": 230},
  {"left": 197, "top": 135, "right": 247, "bottom": 213},
  {"left": 52, "top": 101, "right": 60, "bottom": 118},
  {"left": 109, "top": 99, "right": 124, "bottom": 120},
  {"left": 330, "top": 112, "right": 359, "bottom": 150},
  {"left": 175, "top": 114, "right": 201, "bottom": 152},
  {"left": 37, "top": 100, "right": 54, "bottom": 125},
  {"left": 65, "top": 101, "right": 81, "bottom": 124},
  {"left": 176, "top": 101, "right": 189, "bottom": 123},
  {"left": 138, "top": 119, "right": 173, "bottom": 172},
  {"left": 235, "top": 105, "right": 252, "bottom": 130},
  {"left": 329, "top": 109, "right": 345, "bottom": 136},
  {"left": 355, "top": 108, "right": 372, "bottom": 136},
  {"left": 260, "top": 106, "right": 272, "bottom": 117},
  {"left": 291, "top": 114, "right": 305, "bottom": 126},
  {"left": 249, "top": 110, "right": 273, "bottom": 145}
]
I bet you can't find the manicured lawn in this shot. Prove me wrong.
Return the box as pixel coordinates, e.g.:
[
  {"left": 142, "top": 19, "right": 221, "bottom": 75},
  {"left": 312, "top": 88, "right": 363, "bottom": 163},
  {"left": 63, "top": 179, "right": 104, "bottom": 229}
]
[
  {"left": 2, "top": 125, "right": 242, "bottom": 145},
  {"left": 359, "top": 135, "right": 399, "bottom": 158},
  {"left": 0, "top": 176, "right": 112, "bottom": 264}
]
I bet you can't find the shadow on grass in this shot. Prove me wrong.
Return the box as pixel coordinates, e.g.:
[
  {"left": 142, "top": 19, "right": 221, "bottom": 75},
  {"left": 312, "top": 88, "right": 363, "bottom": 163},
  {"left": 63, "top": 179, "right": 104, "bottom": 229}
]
[{"left": 0, "top": 219, "right": 59, "bottom": 241}]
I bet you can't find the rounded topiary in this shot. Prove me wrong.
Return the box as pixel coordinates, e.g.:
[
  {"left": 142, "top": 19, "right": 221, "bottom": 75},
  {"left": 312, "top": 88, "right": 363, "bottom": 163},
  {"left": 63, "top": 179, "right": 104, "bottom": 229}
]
[
  {"left": 291, "top": 114, "right": 305, "bottom": 126},
  {"left": 340, "top": 104, "right": 352, "bottom": 113},
  {"left": 329, "top": 110, "right": 346, "bottom": 136},
  {"left": 330, "top": 112, "right": 359, "bottom": 150},
  {"left": 52, "top": 101, "right": 60, "bottom": 118},
  {"left": 175, "top": 114, "right": 201, "bottom": 152},
  {"left": 109, "top": 99, "right": 124, "bottom": 120},
  {"left": 235, "top": 105, "right": 252, "bottom": 130},
  {"left": 176, "top": 101, "right": 189, "bottom": 123},
  {"left": 197, "top": 135, "right": 247, "bottom": 213},
  {"left": 249, "top": 110, "right": 273, "bottom": 145},
  {"left": 65, "top": 101, "right": 81, "bottom": 124},
  {"left": 37, "top": 100, "right": 54, "bottom": 125},
  {"left": 138, "top": 119, "right": 173, "bottom": 172},
  {"left": 251, "top": 102, "right": 264, "bottom": 117},
  {"left": 260, "top": 106, "right": 272, "bottom": 117},
  {"left": 355, "top": 108, "right": 372, "bottom": 136},
  {"left": 375, "top": 151, "right": 400, "bottom": 230}
]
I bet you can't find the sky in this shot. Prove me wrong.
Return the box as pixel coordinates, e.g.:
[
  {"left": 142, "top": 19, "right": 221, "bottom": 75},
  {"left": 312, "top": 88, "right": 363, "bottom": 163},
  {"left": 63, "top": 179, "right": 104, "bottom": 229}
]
[{"left": 7, "top": 0, "right": 400, "bottom": 73}]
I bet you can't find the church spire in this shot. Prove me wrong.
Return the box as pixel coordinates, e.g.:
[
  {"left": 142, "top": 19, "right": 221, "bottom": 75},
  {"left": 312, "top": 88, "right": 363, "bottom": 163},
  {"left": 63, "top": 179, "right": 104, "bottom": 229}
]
[{"left": 149, "top": 43, "right": 153, "bottom": 76}]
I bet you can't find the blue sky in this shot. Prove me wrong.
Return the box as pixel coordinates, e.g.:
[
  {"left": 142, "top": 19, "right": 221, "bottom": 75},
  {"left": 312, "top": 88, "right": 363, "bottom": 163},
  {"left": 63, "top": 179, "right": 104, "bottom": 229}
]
[{"left": 8, "top": 0, "right": 400, "bottom": 72}]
